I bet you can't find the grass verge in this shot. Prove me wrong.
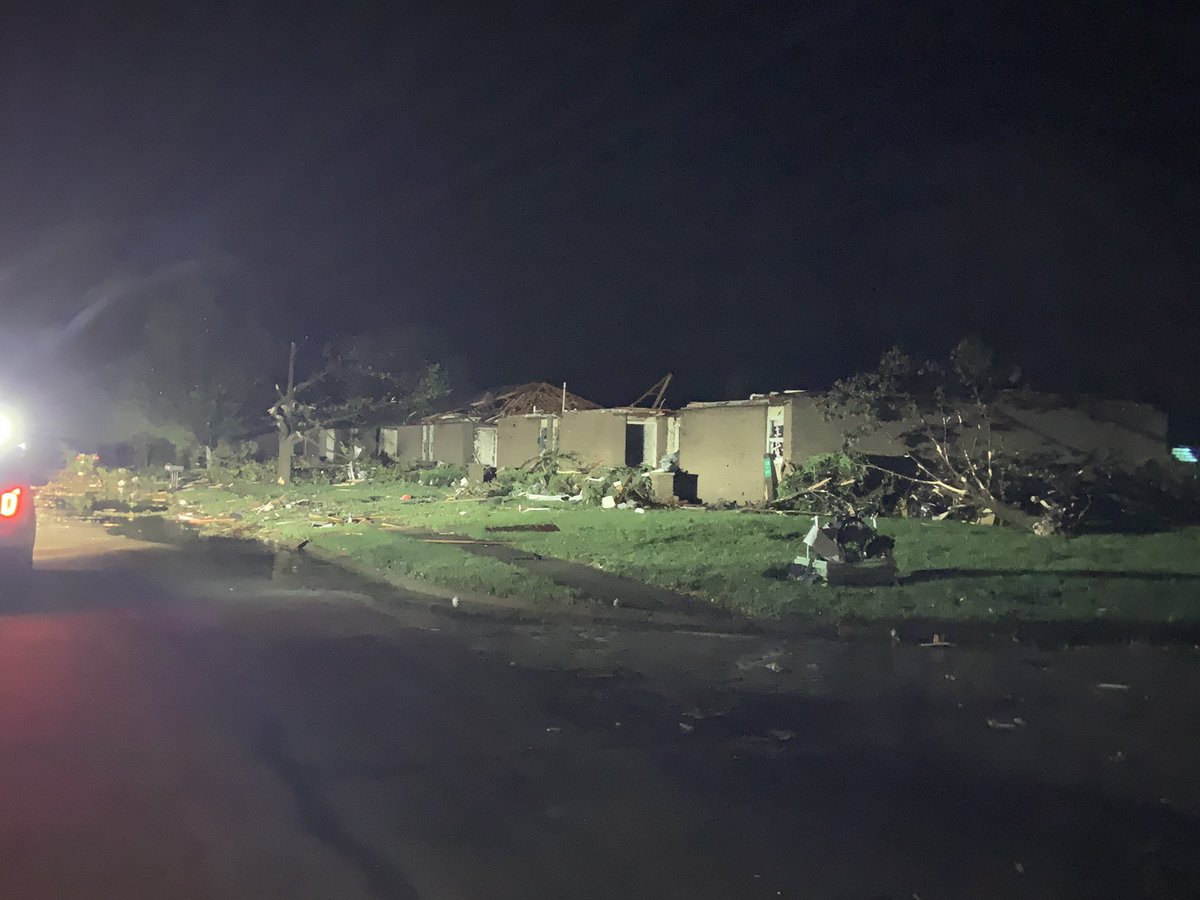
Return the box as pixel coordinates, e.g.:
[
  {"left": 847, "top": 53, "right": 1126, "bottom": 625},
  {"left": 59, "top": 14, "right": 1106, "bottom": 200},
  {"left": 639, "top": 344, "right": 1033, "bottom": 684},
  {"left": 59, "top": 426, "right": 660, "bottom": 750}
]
[{"left": 163, "top": 480, "right": 1200, "bottom": 624}]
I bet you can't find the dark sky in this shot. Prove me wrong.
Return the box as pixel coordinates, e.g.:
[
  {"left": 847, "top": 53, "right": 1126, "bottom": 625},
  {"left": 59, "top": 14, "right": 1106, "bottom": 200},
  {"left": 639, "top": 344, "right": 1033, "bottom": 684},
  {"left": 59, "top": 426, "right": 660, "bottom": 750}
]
[{"left": 1, "top": 2, "right": 1198, "bottom": 432}]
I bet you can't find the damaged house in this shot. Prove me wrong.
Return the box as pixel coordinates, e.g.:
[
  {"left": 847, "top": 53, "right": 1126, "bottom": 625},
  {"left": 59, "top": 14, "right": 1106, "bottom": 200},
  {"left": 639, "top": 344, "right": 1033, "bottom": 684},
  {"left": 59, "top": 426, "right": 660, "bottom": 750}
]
[
  {"left": 372, "top": 382, "right": 603, "bottom": 470},
  {"left": 678, "top": 390, "right": 1168, "bottom": 504}
]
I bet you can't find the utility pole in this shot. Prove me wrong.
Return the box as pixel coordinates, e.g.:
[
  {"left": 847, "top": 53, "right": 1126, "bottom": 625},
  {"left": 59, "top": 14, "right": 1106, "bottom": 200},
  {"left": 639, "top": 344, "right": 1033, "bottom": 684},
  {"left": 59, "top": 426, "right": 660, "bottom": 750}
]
[{"left": 273, "top": 342, "right": 298, "bottom": 484}]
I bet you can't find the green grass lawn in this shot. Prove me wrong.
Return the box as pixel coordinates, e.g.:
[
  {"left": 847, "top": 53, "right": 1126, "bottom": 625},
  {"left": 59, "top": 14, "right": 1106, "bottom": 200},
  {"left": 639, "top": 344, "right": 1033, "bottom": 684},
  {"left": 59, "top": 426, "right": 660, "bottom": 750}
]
[{"left": 169, "top": 480, "right": 1200, "bottom": 624}]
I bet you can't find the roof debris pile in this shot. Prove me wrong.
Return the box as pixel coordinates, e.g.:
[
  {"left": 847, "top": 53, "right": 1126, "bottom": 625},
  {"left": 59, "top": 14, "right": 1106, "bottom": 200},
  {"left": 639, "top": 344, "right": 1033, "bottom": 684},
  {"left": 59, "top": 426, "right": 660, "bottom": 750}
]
[{"left": 426, "top": 382, "right": 601, "bottom": 423}]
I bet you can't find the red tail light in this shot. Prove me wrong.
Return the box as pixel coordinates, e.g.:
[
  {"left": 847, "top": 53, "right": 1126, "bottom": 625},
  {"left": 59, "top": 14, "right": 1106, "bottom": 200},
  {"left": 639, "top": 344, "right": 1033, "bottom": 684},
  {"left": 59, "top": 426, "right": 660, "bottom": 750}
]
[{"left": 0, "top": 487, "right": 22, "bottom": 518}]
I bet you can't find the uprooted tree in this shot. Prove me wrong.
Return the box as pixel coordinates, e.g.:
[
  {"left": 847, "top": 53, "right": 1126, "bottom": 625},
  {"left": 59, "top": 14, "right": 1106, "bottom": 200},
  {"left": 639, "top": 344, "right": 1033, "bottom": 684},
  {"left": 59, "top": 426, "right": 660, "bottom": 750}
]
[
  {"left": 269, "top": 337, "right": 450, "bottom": 484},
  {"left": 821, "top": 339, "right": 1051, "bottom": 532}
]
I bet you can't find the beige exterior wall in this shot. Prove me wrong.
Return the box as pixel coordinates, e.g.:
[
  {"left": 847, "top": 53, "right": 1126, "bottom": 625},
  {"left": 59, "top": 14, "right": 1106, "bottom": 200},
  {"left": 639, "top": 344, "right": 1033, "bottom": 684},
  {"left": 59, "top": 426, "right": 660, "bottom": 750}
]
[
  {"left": 556, "top": 410, "right": 674, "bottom": 468},
  {"left": 785, "top": 395, "right": 906, "bottom": 460},
  {"left": 990, "top": 395, "right": 1166, "bottom": 464},
  {"left": 496, "top": 416, "right": 555, "bottom": 468},
  {"left": 678, "top": 403, "right": 769, "bottom": 503},
  {"left": 428, "top": 421, "right": 475, "bottom": 467},
  {"left": 783, "top": 393, "right": 1164, "bottom": 467},
  {"left": 388, "top": 425, "right": 423, "bottom": 465},
  {"left": 558, "top": 410, "right": 627, "bottom": 467}
]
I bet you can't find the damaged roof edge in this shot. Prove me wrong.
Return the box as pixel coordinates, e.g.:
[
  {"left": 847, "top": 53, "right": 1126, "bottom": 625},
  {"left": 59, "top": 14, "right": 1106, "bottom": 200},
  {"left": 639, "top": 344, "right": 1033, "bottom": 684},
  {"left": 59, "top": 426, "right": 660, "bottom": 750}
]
[{"left": 685, "top": 390, "right": 814, "bottom": 409}]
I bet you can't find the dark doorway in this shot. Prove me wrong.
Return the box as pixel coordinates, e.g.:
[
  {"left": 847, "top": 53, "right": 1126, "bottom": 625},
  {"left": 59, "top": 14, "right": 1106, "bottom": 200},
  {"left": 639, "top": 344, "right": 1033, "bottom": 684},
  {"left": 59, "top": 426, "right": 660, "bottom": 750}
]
[{"left": 624, "top": 423, "right": 645, "bottom": 467}]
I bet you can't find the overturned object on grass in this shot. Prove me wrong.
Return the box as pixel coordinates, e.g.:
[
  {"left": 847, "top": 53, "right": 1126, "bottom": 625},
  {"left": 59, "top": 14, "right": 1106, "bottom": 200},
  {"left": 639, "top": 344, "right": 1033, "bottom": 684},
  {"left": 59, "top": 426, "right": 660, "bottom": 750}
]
[{"left": 788, "top": 515, "right": 898, "bottom": 586}]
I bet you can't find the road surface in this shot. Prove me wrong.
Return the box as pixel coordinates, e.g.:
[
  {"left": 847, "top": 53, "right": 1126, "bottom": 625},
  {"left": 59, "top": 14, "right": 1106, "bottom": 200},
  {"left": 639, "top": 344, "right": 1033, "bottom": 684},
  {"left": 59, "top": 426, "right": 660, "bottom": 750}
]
[{"left": 2, "top": 516, "right": 1199, "bottom": 899}]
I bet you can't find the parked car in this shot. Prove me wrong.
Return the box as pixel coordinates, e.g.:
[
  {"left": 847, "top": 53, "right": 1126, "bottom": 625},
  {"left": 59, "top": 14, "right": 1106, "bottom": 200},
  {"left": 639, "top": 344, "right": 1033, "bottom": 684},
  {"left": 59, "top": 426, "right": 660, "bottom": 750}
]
[{"left": 0, "top": 408, "right": 36, "bottom": 573}]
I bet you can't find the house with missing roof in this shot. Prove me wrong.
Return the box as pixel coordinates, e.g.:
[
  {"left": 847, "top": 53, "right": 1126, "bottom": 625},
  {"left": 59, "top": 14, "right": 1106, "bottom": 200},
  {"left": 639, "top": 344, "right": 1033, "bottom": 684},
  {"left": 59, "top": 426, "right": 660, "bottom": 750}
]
[{"left": 676, "top": 389, "right": 1168, "bottom": 503}]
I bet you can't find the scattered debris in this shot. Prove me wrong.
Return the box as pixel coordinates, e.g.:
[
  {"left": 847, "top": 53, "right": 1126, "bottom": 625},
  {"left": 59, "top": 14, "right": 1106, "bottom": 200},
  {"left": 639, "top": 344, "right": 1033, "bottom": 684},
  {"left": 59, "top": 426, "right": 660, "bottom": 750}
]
[
  {"left": 788, "top": 515, "right": 898, "bottom": 586},
  {"left": 451, "top": 596, "right": 460, "bottom": 608},
  {"left": 1014, "top": 862, "right": 1025, "bottom": 875},
  {"left": 767, "top": 729, "right": 796, "bottom": 742},
  {"left": 737, "top": 650, "right": 789, "bottom": 673},
  {"left": 545, "top": 726, "right": 561, "bottom": 734},
  {"left": 678, "top": 722, "right": 695, "bottom": 734},
  {"left": 485, "top": 523, "right": 561, "bottom": 533},
  {"left": 986, "top": 717, "right": 1027, "bottom": 731},
  {"left": 920, "top": 634, "right": 956, "bottom": 648},
  {"left": 1096, "top": 682, "right": 1131, "bottom": 691},
  {"left": 177, "top": 514, "right": 237, "bottom": 525}
]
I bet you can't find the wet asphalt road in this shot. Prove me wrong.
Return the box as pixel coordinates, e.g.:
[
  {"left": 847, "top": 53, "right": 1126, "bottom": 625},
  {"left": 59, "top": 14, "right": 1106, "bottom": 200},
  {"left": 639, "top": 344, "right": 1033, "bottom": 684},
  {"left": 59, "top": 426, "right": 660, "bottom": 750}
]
[{"left": 2, "top": 518, "right": 1200, "bottom": 900}]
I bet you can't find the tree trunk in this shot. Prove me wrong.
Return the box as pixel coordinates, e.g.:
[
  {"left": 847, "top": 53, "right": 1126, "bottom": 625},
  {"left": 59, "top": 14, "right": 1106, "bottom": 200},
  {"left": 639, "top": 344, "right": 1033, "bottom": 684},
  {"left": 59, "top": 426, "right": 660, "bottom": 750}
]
[
  {"left": 276, "top": 425, "right": 293, "bottom": 484},
  {"left": 274, "top": 341, "right": 299, "bottom": 485},
  {"left": 961, "top": 484, "right": 1043, "bottom": 533},
  {"left": 987, "top": 496, "right": 1044, "bottom": 532}
]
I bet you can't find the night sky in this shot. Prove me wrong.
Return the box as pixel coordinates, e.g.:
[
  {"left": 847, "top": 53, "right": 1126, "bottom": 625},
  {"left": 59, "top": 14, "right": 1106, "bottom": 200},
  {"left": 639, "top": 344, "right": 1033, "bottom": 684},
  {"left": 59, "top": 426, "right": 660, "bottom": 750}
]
[{"left": 1, "top": 2, "right": 1197, "bottom": 433}]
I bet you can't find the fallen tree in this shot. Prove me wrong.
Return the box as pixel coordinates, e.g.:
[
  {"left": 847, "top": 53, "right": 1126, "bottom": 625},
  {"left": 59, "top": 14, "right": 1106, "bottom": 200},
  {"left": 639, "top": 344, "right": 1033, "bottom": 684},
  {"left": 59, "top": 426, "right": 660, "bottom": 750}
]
[{"left": 821, "top": 340, "right": 1050, "bottom": 532}]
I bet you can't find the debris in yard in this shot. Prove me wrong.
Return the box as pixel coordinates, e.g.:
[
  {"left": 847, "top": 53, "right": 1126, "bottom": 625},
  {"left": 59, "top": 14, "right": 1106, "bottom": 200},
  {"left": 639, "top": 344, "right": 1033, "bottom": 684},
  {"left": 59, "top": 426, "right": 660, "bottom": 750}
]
[
  {"left": 601, "top": 496, "right": 617, "bottom": 509},
  {"left": 788, "top": 515, "right": 898, "bottom": 586},
  {"left": 451, "top": 596, "right": 460, "bottom": 608},
  {"left": 738, "top": 651, "right": 788, "bottom": 673},
  {"left": 1096, "top": 682, "right": 1131, "bottom": 691},
  {"left": 985, "top": 717, "right": 1027, "bottom": 731},
  {"left": 177, "top": 514, "right": 238, "bottom": 525},
  {"left": 486, "top": 523, "right": 561, "bottom": 533},
  {"left": 920, "top": 634, "right": 956, "bottom": 648}
]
